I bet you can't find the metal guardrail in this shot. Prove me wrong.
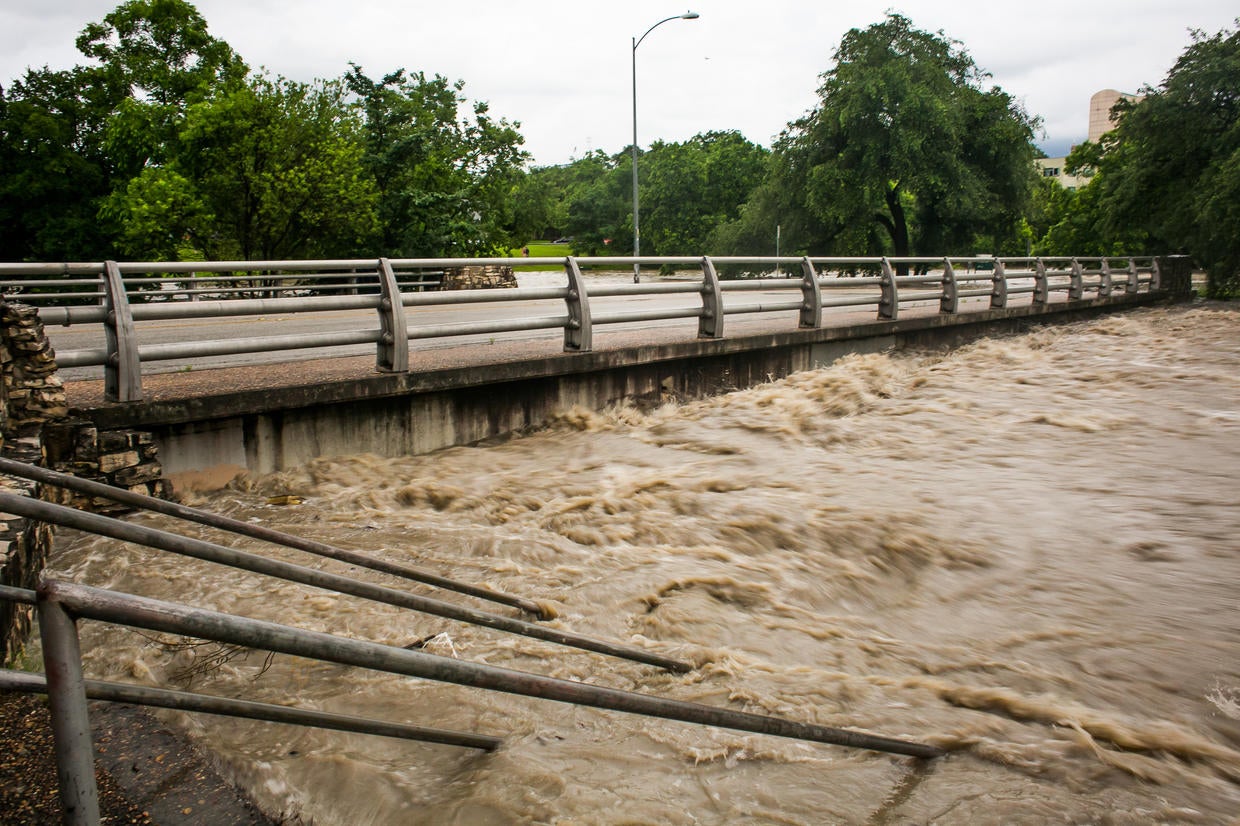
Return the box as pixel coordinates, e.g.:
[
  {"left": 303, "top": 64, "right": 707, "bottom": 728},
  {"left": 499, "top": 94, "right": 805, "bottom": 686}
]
[
  {"left": 0, "top": 255, "right": 1161, "bottom": 402},
  {"left": 0, "top": 458, "right": 946, "bottom": 823}
]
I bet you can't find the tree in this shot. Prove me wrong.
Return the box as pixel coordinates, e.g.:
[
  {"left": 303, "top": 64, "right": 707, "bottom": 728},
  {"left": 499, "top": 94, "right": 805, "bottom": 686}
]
[
  {"left": 1088, "top": 21, "right": 1240, "bottom": 297},
  {"left": 345, "top": 66, "right": 528, "bottom": 257},
  {"left": 0, "top": 0, "right": 245, "bottom": 262},
  {"left": 738, "top": 14, "right": 1039, "bottom": 268},
  {"left": 76, "top": 0, "right": 245, "bottom": 177},
  {"left": 105, "top": 74, "right": 379, "bottom": 260},
  {"left": 641, "top": 131, "right": 768, "bottom": 255},
  {"left": 1033, "top": 142, "right": 1148, "bottom": 257},
  {"left": 0, "top": 68, "right": 119, "bottom": 260},
  {"left": 562, "top": 151, "right": 632, "bottom": 256}
]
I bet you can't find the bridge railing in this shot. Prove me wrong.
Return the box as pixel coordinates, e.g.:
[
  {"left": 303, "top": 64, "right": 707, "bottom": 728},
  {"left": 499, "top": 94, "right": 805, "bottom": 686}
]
[{"left": 0, "top": 254, "right": 1161, "bottom": 403}]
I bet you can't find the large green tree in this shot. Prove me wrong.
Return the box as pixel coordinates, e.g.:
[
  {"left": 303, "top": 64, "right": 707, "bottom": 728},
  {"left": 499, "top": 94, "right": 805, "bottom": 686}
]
[
  {"left": 728, "top": 14, "right": 1039, "bottom": 267},
  {"left": 1087, "top": 21, "right": 1240, "bottom": 297},
  {"left": 345, "top": 66, "right": 528, "bottom": 257},
  {"left": 76, "top": 0, "right": 246, "bottom": 179},
  {"left": 0, "top": 67, "right": 119, "bottom": 260},
  {"left": 0, "top": 0, "right": 244, "bottom": 261},
  {"left": 105, "top": 74, "right": 379, "bottom": 261},
  {"left": 641, "top": 131, "right": 768, "bottom": 255}
]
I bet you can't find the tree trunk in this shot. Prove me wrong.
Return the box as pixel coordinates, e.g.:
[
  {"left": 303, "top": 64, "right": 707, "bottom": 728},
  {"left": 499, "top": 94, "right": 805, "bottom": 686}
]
[{"left": 884, "top": 185, "right": 911, "bottom": 276}]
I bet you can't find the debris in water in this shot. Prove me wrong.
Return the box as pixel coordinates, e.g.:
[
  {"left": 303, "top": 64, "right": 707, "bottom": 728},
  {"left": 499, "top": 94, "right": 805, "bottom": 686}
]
[{"left": 266, "top": 494, "right": 305, "bottom": 506}]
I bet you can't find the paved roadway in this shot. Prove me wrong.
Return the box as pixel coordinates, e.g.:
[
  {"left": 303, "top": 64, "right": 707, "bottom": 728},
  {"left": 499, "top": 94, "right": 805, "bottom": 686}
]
[{"left": 44, "top": 270, "right": 1007, "bottom": 407}]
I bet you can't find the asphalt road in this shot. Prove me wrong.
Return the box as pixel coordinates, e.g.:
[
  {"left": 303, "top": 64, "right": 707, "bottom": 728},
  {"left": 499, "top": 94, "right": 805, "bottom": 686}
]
[{"left": 44, "top": 272, "right": 915, "bottom": 383}]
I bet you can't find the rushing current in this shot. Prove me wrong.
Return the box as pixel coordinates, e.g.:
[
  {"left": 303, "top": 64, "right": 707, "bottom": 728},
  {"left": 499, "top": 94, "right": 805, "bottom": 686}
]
[{"left": 44, "top": 303, "right": 1240, "bottom": 824}]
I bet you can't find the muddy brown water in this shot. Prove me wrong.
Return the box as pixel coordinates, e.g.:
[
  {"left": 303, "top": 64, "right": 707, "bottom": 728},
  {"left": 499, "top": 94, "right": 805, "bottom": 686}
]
[{"left": 44, "top": 303, "right": 1240, "bottom": 824}]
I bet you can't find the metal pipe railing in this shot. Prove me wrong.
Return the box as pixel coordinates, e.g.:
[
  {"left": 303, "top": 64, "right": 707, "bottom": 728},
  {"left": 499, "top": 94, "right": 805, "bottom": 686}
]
[
  {"left": 0, "top": 457, "right": 548, "bottom": 617},
  {"left": 6, "top": 575, "right": 947, "bottom": 822},
  {"left": 40, "top": 579, "right": 945, "bottom": 760},
  {"left": 0, "top": 254, "right": 1165, "bottom": 403},
  {"left": 0, "top": 668, "right": 501, "bottom": 751},
  {"left": 0, "top": 494, "right": 691, "bottom": 673}
]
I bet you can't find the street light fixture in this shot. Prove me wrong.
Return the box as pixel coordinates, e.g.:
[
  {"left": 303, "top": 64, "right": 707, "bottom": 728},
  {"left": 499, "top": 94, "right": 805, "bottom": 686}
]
[{"left": 632, "top": 11, "right": 700, "bottom": 283}]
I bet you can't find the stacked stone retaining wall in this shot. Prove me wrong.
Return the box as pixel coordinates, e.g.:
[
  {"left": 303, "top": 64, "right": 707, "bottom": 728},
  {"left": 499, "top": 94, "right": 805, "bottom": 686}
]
[
  {"left": 439, "top": 264, "right": 518, "bottom": 290},
  {"left": 0, "top": 300, "right": 168, "bottom": 663}
]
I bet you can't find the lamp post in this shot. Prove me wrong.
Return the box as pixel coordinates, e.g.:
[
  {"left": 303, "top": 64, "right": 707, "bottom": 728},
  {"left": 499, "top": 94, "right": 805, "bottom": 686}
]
[{"left": 632, "top": 11, "right": 699, "bottom": 283}]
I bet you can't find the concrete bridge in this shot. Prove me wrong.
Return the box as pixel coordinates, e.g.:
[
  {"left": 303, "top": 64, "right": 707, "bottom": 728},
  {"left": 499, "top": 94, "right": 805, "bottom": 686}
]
[{"left": 23, "top": 254, "right": 1190, "bottom": 492}]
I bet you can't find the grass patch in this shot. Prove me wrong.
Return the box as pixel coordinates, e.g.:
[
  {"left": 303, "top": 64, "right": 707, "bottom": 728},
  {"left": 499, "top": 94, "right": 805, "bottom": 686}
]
[{"left": 508, "top": 241, "right": 572, "bottom": 270}]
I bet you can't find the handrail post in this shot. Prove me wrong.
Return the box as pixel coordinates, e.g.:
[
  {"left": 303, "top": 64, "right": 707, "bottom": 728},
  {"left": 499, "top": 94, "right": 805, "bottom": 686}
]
[
  {"left": 563, "top": 257, "right": 593, "bottom": 351},
  {"left": 375, "top": 258, "right": 409, "bottom": 372},
  {"left": 991, "top": 259, "right": 1009, "bottom": 309},
  {"left": 1099, "top": 259, "right": 1114, "bottom": 297},
  {"left": 939, "top": 258, "right": 959, "bottom": 313},
  {"left": 698, "top": 257, "right": 724, "bottom": 338},
  {"left": 101, "top": 260, "right": 142, "bottom": 402},
  {"left": 878, "top": 258, "right": 898, "bottom": 320},
  {"left": 1151, "top": 258, "right": 1163, "bottom": 291},
  {"left": 37, "top": 593, "right": 101, "bottom": 826},
  {"left": 799, "top": 257, "right": 823, "bottom": 328},
  {"left": 1069, "top": 258, "right": 1085, "bottom": 300},
  {"left": 1125, "top": 258, "right": 1140, "bottom": 294},
  {"left": 1033, "top": 258, "right": 1050, "bottom": 305}
]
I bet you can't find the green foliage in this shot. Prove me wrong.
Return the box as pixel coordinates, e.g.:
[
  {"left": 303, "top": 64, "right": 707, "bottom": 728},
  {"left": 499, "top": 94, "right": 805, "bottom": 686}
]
[
  {"left": 0, "top": 0, "right": 243, "bottom": 262},
  {"left": 516, "top": 150, "right": 631, "bottom": 256},
  {"left": 1087, "top": 21, "right": 1240, "bottom": 297},
  {"left": 76, "top": 0, "right": 246, "bottom": 177},
  {"left": 514, "top": 135, "right": 767, "bottom": 259},
  {"left": 22, "top": 0, "right": 1236, "bottom": 278},
  {"left": 2, "top": 1, "right": 526, "bottom": 264},
  {"left": 725, "top": 14, "right": 1039, "bottom": 267},
  {"left": 0, "top": 67, "right": 119, "bottom": 260},
  {"left": 641, "top": 131, "right": 768, "bottom": 255},
  {"left": 105, "top": 75, "right": 380, "bottom": 260},
  {"left": 345, "top": 65, "right": 529, "bottom": 257}
]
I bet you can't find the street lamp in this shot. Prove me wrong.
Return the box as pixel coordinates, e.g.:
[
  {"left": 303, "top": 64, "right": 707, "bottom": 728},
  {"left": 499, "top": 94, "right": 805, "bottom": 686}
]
[{"left": 632, "top": 11, "right": 700, "bottom": 283}]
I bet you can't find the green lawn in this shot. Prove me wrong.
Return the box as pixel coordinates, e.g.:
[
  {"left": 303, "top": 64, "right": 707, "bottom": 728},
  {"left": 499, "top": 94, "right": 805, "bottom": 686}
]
[{"left": 507, "top": 241, "right": 571, "bottom": 269}]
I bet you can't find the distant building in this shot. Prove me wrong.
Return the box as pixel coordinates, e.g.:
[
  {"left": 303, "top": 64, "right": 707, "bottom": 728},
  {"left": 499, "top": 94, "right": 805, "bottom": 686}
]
[
  {"left": 1088, "top": 88, "right": 1143, "bottom": 143},
  {"left": 1038, "top": 88, "right": 1143, "bottom": 191},
  {"left": 1035, "top": 157, "right": 1090, "bottom": 190}
]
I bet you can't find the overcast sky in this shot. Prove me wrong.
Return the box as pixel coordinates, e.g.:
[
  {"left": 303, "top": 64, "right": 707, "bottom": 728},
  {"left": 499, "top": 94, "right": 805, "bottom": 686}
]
[{"left": 2, "top": 1, "right": 1236, "bottom": 166}]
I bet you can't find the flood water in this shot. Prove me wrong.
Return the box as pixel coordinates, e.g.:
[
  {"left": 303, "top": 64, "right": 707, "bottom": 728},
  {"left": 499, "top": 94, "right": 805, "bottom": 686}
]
[{"left": 45, "top": 303, "right": 1240, "bottom": 824}]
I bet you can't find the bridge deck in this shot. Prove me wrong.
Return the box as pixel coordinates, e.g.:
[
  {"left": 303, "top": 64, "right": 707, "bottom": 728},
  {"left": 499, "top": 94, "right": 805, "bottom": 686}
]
[{"left": 59, "top": 303, "right": 961, "bottom": 411}]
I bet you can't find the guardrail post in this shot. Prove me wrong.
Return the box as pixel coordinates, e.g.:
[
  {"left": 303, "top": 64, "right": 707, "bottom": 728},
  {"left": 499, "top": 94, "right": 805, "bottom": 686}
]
[
  {"left": 375, "top": 258, "right": 409, "bottom": 372},
  {"left": 1099, "top": 259, "right": 1114, "bottom": 297},
  {"left": 1069, "top": 258, "right": 1085, "bottom": 300},
  {"left": 939, "top": 258, "right": 959, "bottom": 314},
  {"left": 1033, "top": 258, "right": 1050, "bottom": 305},
  {"left": 1125, "top": 258, "right": 1140, "bottom": 294},
  {"left": 878, "top": 258, "right": 898, "bottom": 320},
  {"left": 699, "top": 257, "right": 724, "bottom": 338},
  {"left": 563, "top": 257, "right": 593, "bottom": 351},
  {"left": 799, "top": 257, "right": 823, "bottom": 328},
  {"left": 101, "top": 260, "right": 142, "bottom": 403},
  {"left": 1150, "top": 258, "right": 1162, "bottom": 290},
  {"left": 37, "top": 593, "right": 101, "bottom": 826},
  {"left": 991, "top": 259, "right": 1009, "bottom": 309}
]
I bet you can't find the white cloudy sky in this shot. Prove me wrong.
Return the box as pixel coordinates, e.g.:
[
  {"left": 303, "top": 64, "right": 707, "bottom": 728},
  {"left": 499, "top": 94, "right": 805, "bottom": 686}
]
[{"left": 2, "top": 1, "right": 1236, "bottom": 166}]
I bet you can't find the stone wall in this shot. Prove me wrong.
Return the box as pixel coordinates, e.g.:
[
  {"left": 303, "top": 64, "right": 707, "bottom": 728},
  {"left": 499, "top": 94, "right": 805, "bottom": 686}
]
[
  {"left": 0, "top": 302, "right": 59, "bottom": 662},
  {"left": 1, "top": 303, "right": 68, "bottom": 437},
  {"left": 0, "top": 299, "right": 170, "bottom": 663},
  {"left": 41, "top": 420, "right": 171, "bottom": 513},
  {"left": 439, "top": 264, "right": 518, "bottom": 290}
]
